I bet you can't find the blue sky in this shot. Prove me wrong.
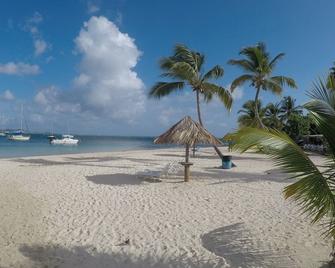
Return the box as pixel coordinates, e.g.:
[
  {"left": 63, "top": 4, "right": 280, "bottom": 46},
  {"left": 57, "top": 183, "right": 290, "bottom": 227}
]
[{"left": 0, "top": 0, "right": 334, "bottom": 136}]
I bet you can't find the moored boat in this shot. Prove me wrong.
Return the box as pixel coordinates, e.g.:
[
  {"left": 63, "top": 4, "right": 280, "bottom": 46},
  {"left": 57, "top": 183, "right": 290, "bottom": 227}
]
[{"left": 50, "top": 134, "right": 79, "bottom": 145}]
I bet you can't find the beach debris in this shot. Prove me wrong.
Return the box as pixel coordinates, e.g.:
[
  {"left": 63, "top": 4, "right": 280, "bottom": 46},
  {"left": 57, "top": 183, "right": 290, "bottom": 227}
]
[{"left": 116, "top": 238, "right": 130, "bottom": 246}]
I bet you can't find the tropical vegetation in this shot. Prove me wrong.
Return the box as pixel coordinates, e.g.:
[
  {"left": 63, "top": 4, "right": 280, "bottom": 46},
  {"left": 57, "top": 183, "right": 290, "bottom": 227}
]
[
  {"left": 238, "top": 96, "right": 309, "bottom": 141},
  {"left": 228, "top": 42, "right": 297, "bottom": 128},
  {"left": 230, "top": 78, "right": 335, "bottom": 258},
  {"left": 149, "top": 44, "right": 232, "bottom": 158}
]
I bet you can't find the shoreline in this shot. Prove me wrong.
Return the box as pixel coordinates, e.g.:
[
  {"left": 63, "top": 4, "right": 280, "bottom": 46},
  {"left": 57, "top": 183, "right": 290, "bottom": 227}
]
[{"left": 0, "top": 146, "right": 331, "bottom": 267}]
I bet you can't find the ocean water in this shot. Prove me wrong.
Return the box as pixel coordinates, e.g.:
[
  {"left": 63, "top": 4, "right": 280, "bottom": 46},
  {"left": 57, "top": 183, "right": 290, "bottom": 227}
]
[{"left": 0, "top": 134, "right": 164, "bottom": 158}]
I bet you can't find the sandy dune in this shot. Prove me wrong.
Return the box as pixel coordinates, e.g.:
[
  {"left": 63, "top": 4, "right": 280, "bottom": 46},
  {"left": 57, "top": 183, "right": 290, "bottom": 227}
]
[{"left": 0, "top": 147, "right": 331, "bottom": 267}]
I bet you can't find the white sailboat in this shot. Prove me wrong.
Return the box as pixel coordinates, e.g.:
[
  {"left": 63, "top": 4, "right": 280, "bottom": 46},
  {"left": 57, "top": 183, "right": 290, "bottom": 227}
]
[{"left": 7, "top": 105, "right": 31, "bottom": 141}]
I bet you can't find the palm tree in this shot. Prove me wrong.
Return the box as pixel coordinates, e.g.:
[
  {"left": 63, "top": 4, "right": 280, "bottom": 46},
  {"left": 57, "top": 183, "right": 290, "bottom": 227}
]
[
  {"left": 238, "top": 100, "right": 266, "bottom": 127},
  {"left": 264, "top": 102, "right": 283, "bottom": 129},
  {"left": 228, "top": 42, "right": 297, "bottom": 128},
  {"left": 149, "top": 44, "right": 232, "bottom": 158},
  {"left": 279, "top": 96, "right": 302, "bottom": 122},
  {"left": 231, "top": 78, "right": 335, "bottom": 259}
]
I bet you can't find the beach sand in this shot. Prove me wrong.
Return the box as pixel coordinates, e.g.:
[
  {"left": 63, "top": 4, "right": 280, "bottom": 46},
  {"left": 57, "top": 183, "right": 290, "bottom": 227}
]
[{"left": 0, "top": 147, "right": 331, "bottom": 267}]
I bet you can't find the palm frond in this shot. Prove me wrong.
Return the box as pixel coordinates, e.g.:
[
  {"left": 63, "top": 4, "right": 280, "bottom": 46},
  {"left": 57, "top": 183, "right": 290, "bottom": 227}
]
[
  {"left": 231, "top": 127, "right": 335, "bottom": 234},
  {"left": 173, "top": 44, "right": 197, "bottom": 70},
  {"left": 269, "top": 53, "right": 285, "bottom": 69},
  {"left": 149, "top": 81, "right": 185, "bottom": 98},
  {"left": 161, "top": 62, "right": 197, "bottom": 81},
  {"left": 202, "top": 82, "right": 232, "bottom": 110},
  {"left": 271, "top": 76, "right": 297, "bottom": 89},
  {"left": 305, "top": 79, "right": 335, "bottom": 155},
  {"left": 263, "top": 79, "right": 283, "bottom": 95},
  {"left": 203, "top": 65, "right": 224, "bottom": 81},
  {"left": 230, "top": 74, "right": 253, "bottom": 91},
  {"left": 227, "top": 59, "right": 256, "bottom": 73}
]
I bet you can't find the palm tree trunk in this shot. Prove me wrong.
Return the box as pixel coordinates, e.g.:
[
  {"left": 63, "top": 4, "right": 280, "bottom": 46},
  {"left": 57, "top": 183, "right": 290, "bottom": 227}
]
[
  {"left": 196, "top": 90, "right": 203, "bottom": 125},
  {"left": 254, "top": 86, "right": 265, "bottom": 129},
  {"left": 195, "top": 90, "right": 224, "bottom": 159}
]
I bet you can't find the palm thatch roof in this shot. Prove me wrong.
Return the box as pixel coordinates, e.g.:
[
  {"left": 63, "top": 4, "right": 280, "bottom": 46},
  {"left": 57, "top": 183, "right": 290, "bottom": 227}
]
[{"left": 154, "top": 116, "right": 222, "bottom": 146}]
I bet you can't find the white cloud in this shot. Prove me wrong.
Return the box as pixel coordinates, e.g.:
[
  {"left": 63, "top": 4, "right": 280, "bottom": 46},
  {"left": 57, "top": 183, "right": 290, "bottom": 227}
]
[
  {"left": 34, "top": 39, "right": 48, "bottom": 56},
  {"left": 87, "top": 1, "right": 100, "bottom": 13},
  {"left": 34, "top": 86, "right": 80, "bottom": 113},
  {"left": 0, "top": 90, "right": 15, "bottom": 101},
  {"left": 33, "top": 16, "right": 146, "bottom": 132},
  {"left": 231, "top": 86, "right": 244, "bottom": 101},
  {"left": 25, "top": 12, "right": 50, "bottom": 57},
  {"left": 0, "top": 62, "right": 40, "bottom": 75},
  {"left": 73, "top": 16, "right": 145, "bottom": 120}
]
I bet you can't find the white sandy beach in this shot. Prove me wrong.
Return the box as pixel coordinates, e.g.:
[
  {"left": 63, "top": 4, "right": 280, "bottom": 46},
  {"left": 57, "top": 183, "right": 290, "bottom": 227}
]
[{"left": 0, "top": 147, "right": 331, "bottom": 268}]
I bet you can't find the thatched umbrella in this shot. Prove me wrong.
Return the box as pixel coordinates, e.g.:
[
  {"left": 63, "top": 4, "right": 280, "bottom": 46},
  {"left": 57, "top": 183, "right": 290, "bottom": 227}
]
[{"left": 154, "top": 116, "right": 222, "bottom": 182}]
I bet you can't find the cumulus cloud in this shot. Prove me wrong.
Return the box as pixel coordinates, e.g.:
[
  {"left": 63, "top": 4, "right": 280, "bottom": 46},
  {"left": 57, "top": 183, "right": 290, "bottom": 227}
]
[
  {"left": 34, "top": 86, "right": 80, "bottom": 113},
  {"left": 0, "top": 62, "right": 40, "bottom": 75},
  {"left": 24, "top": 12, "right": 50, "bottom": 57},
  {"left": 73, "top": 16, "right": 145, "bottom": 120},
  {"left": 34, "top": 16, "right": 145, "bottom": 123},
  {"left": 0, "top": 90, "right": 15, "bottom": 101}
]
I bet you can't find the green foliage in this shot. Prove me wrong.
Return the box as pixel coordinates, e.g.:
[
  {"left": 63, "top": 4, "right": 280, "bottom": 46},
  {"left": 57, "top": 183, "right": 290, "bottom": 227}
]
[
  {"left": 230, "top": 78, "right": 335, "bottom": 251},
  {"left": 229, "top": 42, "right": 297, "bottom": 128},
  {"left": 238, "top": 100, "right": 266, "bottom": 127},
  {"left": 282, "top": 113, "right": 310, "bottom": 141},
  {"left": 149, "top": 44, "right": 232, "bottom": 110}
]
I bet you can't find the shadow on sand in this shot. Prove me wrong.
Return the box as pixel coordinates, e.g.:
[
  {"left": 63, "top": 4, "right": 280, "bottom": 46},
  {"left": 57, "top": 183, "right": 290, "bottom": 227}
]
[
  {"left": 189, "top": 167, "right": 288, "bottom": 184},
  {"left": 86, "top": 173, "right": 142, "bottom": 186},
  {"left": 201, "top": 222, "right": 296, "bottom": 268},
  {"left": 18, "top": 243, "right": 224, "bottom": 268},
  {"left": 12, "top": 155, "right": 160, "bottom": 169}
]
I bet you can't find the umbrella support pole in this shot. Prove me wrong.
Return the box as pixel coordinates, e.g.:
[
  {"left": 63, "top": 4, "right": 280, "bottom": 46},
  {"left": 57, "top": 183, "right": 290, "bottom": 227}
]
[{"left": 180, "top": 144, "right": 193, "bottom": 182}]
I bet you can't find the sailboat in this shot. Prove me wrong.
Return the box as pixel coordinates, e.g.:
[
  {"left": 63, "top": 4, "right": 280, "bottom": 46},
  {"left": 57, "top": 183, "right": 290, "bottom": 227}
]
[{"left": 7, "top": 105, "right": 31, "bottom": 141}]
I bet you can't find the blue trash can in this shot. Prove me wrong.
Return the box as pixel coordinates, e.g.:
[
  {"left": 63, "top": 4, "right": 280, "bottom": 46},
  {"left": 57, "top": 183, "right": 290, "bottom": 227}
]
[{"left": 222, "top": 155, "right": 232, "bottom": 169}]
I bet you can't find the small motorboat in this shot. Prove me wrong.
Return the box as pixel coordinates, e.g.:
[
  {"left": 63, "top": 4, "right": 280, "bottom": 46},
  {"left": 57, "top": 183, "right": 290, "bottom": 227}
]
[{"left": 50, "top": 134, "right": 79, "bottom": 145}]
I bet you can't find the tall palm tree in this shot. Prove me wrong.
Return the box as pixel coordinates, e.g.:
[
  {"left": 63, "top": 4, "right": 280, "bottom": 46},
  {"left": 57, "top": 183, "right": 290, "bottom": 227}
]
[
  {"left": 149, "top": 44, "right": 232, "bottom": 158},
  {"left": 228, "top": 42, "right": 297, "bottom": 128},
  {"left": 238, "top": 100, "right": 266, "bottom": 127},
  {"left": 279, "top": 96, "right": 302, "bottom": 122},
  {"left": 231, "top": 78, "right": 335, "bottom": 259},
  {"left": 264, "top": 102, "right": 283, "bottom": 130}
]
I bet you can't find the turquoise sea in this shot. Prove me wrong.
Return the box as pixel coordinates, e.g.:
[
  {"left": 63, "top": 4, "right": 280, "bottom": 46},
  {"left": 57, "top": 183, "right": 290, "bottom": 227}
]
[{"left": 0, "top": 134, "right": 162, "bottom": 158}]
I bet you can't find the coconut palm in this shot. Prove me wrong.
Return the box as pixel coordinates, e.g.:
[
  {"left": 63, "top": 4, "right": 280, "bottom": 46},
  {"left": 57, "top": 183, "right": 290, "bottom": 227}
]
[
  {"left": 238, "top": 100, "right": 266, "bottom": 127},
  {"left": 149, "top": 44, "right": 232, "bottom": 158},
  {"left": 228, "top": 42, "right": 297, "bottom": 128},
  {"left": 264, "top": 102, "right": 283, "bottom": 129},
  {"left": 231, "top": 78, "right": 335, "bottom": 258},
  {"left": 279, "top": 96, "right": 302, "bottom": 122}
]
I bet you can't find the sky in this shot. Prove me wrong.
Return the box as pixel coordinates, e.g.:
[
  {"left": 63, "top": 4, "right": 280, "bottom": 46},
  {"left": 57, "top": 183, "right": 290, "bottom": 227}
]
[{"left": 0, "top": 0, "right": 334, "bottom": 136}]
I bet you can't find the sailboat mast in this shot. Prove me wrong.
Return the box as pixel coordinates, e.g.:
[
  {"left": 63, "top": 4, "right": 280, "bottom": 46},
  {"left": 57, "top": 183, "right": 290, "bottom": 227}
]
[{"left": 20, "top": 104, "right": 23, "bottom": 131}]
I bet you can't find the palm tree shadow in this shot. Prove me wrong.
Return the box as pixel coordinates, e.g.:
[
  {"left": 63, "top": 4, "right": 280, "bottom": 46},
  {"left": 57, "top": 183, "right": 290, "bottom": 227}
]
[
  {"left": 201, "top": 223, "right": 297, "bottom": 268},
  {"left": 18, "top": 243, "right": 224, "bottom": 268}
]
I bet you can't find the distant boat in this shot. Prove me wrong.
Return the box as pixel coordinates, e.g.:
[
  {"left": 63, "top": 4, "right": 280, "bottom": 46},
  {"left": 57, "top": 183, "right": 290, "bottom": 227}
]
[
  {"left": 7, "top": 105, "right": 30, "bottom": 142},
  {"left": 0, "top": 132, "right": 6, "bottom": 137},
  {"left": 50, "top": 134, "right": 79, "bottom": 145}
]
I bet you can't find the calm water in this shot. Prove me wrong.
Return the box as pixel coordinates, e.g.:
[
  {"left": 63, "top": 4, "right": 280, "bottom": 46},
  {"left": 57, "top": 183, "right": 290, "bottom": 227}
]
[{"left": 0, "top": 134, "right": 163, "bottom": 158}]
